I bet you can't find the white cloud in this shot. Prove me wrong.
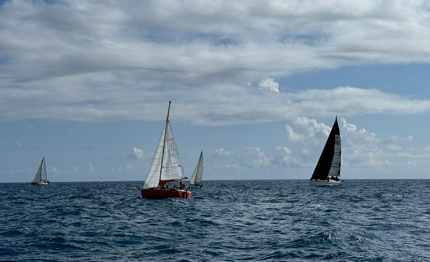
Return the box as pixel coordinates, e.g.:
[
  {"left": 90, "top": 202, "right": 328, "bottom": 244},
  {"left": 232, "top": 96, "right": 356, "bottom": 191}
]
[
  {"left": 386, "top": 144, "right": 402, "bottom": 151},
  {"left": 126, "top": 164, "right": 133, "bottom": 170},
  {"left": 245, "top": 147, "right": 270, "bottom": 168},
  {"left": 272, "top": 146, "right": 299, "bottom": 168},
  {"left": 15, "top": 141, "right": 22, "bottom": 148},
  {"left": 286, "top": 117, "right": 331, "bottom": 145},
  {"left": 127, "top": 147, "right": 147, "bottom": 160},
  {"left": 259, "top": 78, "right": 279, "bottom": 92},
  {"left": 212, "top": 147, "right": 234, "bottom": 158},
  {"left": 51, "top": 166, "right": 58, "bottom": 172},
  {"left": 1, "top": 2, "right": 430, "bottom": 124}
]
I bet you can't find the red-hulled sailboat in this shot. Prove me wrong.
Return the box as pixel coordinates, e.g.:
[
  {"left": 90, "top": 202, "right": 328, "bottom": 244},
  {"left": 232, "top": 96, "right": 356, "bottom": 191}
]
[{"left": 141, "top": 101, "right": 191, "bottom": 199}]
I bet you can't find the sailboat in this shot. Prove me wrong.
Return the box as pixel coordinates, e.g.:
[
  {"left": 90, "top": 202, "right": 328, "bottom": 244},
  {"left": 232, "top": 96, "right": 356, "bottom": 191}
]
[
  {"left": 141, "top": 101, "right": 191, "bottom": 199},
  {"left": 31, "top": 157, "right": 49, "bottom": 185},
  {"left": 310, "top": 117, "right": 344, "bottom": 186},
  {"left": 189, "top": 151, "right": 203, "bottom": 188}
]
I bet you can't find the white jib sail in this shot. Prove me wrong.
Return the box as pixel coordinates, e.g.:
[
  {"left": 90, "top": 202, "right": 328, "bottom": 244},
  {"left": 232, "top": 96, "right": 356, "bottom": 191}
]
[
  {"left": 160, "top": 121, "right": 183, "bottom": 181},
  {"left": 328, "top": 134, "right": 341, "bottom": 177},
  {"left": 143, "top": 122, "right": 167, "bottom": 189},
  {"left": 190, "top": 152, "right": 203, "bottom": 185}
]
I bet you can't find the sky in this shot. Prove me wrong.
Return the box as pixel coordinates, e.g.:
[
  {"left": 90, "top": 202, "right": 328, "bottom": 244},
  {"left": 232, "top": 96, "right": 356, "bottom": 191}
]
[{"left": 2, "top": 0, "right": 430, "bottom": 182}]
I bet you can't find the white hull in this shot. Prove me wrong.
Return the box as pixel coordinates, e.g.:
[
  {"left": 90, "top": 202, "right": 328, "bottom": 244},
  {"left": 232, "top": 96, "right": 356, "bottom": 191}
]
[
  {"left": 31, "top": 180, "right": 49, "bottom": 185},
  {"left": 310, "top": 179, "right": 343, "bottom": 186}
]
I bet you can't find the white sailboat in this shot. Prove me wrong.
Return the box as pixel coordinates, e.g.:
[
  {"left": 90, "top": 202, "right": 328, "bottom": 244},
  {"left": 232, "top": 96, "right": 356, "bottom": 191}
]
[
  {"left": 310, "top": 117, "right": 343, "bottom": 186},
  {"left": 141, "top": 101, "right": 191, "bottom": 198},
  {"left": 31, "top": 157, "right": 49, "bottom": 185},
  {"left": 189, "top": 151, "right": 203, "bottom": 188}
]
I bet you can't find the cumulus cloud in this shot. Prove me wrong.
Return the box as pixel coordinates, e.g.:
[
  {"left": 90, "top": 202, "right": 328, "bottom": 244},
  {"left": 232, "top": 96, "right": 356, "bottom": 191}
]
[
  {"left": 1, "top": 1, "right": 430, "bottom": 124},
  {"left": 272, "top": 146, "right": 299, "bottom": 168},
  {"left": 286, "top": 117, "right": 331, "bottom": 145},
  {"left": 212, "top": 147, "right": 234, "bottom": 158},
  {"left": 245, "top": 147, "right": 270, "bottom": 168},
  {"left": 259, "top": 78, "right": 280, "bottom": 92},
  {"left": 127, "top": 147, "right": 147, "bottom": 160}
]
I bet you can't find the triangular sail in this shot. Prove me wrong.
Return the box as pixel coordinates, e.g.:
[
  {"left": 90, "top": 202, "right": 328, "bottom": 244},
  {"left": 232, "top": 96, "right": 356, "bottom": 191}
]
[
  {"left": 311, "top": 118, "right": 341, "bottom": 180},
  {"left": 142, "top": 102, "right": 183, "bottom": 189},
  {"left": 143, "top": 122, "right": 167, "bottom": 189},
  {"left": 189, "top": 152, "right": 203, "bottom": 185},
  {"left": 32, "top": 157, "right": 47, "bottom": 183},
  {"left": 160, "top": 120, "right": 183, "bottom": 182}
]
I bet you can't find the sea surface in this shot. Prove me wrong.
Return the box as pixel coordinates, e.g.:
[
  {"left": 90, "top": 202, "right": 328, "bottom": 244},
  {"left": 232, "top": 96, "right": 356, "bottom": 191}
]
[{"left": 1, "top": 180, "right": 430, "bottom": 261}]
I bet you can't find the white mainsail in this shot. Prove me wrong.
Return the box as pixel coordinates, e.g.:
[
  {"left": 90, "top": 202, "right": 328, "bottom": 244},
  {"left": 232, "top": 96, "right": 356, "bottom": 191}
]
[
  {"left": 142, "top": 102, "right": 183, "bottom": 189},
  {"left": 189, "top": 152, "right": 203, "bottom": 185},
  {"left": 32, "top": 157, "right": 47, "bottom": 184}
]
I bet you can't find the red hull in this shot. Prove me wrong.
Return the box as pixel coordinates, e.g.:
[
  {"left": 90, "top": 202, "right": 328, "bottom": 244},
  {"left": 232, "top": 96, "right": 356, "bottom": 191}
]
[{"left": 141, "top": 188, "right": 191, "bottom": 199}]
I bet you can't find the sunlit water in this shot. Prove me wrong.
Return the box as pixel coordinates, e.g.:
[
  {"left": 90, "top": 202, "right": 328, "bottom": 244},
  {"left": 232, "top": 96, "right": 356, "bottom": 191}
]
[{"left": 1, "top": 180, "right": 430, "bottom": 261}]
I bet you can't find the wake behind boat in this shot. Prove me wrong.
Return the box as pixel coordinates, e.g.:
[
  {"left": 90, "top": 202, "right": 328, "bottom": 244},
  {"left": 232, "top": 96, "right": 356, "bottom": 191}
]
[
  {"left": 141, "top": 101, "right": 191, "bottom": 199},
  {"left": 188, "top": 151, "right": 203, "bottom": 188},
  {"left": 31, "top": 157, "right": 49, "bottom": 185},
  {"left": 310, "top": 117, "right": 344, "bottom": 186}
]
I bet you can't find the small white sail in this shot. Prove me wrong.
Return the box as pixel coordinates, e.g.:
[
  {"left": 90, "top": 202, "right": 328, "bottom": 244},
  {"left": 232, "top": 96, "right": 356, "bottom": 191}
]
[
  {"left": 32, "top": 157, "right": 48, "bottom": 184},
  {"left": 189, "top": 152, "right": 203, "bottom": 185}
]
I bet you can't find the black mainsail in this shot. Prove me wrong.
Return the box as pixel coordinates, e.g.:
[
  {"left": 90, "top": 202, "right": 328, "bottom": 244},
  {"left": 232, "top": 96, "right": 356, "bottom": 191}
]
[{"left": 310, "top": 117, "right": 341, "bottom": 181}]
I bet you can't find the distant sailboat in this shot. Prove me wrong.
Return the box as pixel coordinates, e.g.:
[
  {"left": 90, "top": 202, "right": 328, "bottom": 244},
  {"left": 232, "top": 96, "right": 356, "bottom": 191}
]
[
  {"left": 141, "top": 101, "right": 191, "bottom": 199},
  {"left": 31, "top": 157, "right": 49, "bottom": 185},
  {"left": 189, "top": 151, "right": 203, "bottom": 188},
  {"left": 310, "top": 117, "right": 343, "bottom": 186}
]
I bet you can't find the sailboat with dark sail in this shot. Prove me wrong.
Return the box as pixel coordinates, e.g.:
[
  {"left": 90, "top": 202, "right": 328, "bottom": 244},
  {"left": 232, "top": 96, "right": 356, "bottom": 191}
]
[
  {"left": 189, "top": 151, "right": 203, "bottom": 188},
  {"left": 310, "top": 117, "right": 343, "bottom": 186},
  {"left": 141, "top": 101, "right": 191, "bottom": 199},
  {"left": 31, "top": 157, "right": 49, "bottom": 185}
]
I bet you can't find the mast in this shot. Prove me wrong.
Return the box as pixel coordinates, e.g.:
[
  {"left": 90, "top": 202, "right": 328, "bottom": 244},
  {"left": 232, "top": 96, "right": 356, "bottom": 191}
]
[{"left": 158, "top": 101, "right": 171, "bottom": 183}]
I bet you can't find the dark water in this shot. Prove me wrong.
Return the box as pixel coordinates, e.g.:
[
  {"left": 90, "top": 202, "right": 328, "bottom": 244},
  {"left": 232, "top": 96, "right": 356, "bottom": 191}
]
[{"left": 1, "top": 180, "right": 430, "bottom": 261}]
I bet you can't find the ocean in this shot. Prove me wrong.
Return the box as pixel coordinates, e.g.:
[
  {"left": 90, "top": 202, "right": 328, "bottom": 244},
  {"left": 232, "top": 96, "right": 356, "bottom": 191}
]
[{"left": 1, "top": 180, "right": 430, "bottom": 261}]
